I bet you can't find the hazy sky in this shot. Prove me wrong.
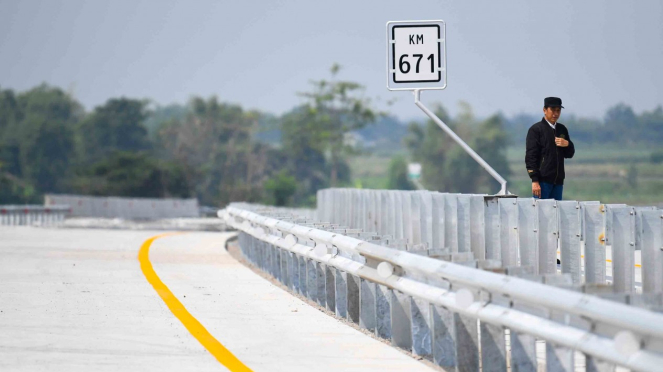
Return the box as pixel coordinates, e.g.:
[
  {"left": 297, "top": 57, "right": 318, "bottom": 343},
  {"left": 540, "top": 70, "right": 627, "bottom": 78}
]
[{"left": 1, "top": 0, "right": 662, "bottom": 121}]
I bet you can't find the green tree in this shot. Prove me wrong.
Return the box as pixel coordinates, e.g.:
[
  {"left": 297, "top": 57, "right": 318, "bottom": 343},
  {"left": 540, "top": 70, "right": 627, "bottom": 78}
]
[
  {"left": 143, "top": 103, "right": 187, "bottom": 140},
  {"left": 474, "top": 114, "right": 511, "bottom": 191},
  {"left": 387, "top": 155, "right": 415, "bottom": 190},
  {"left": 78, "top": 98, "right": 151, "bottom": 165},
  {"left": 603, "top": 103, "right": 638, "bottom": 143},
  {"left": 280, "top": 106, "right": 330, "bottom": 205},
  {"left": 0, "top": 87, "right": 22, "bottom": 178},
  {"left": 405, "top": 102, "right": 510, "bottom": 194},
  {"left": 155, "top": 96, "right": 275, "bottom": 206},
  {"left": 298, "top": 64, "right": 379, "bottom": 186},
  {"left": 13, "top": 84, "right": 83, "bottom": 193},
  {"left": 639, "top": 105, "right": 663, "bottom": 144},
  {"left": 72, "top": 151, "right": 190, "bottom": 198},
  {"left": 264, "top": 170, "right": 297, "bottom": 206}
]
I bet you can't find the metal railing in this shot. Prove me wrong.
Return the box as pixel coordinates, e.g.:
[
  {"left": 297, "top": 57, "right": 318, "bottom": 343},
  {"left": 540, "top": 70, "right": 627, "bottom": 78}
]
[
  {"left": 224, "top": 198, "right": 663, "bottom": 372},
  {"left": 317, "top": 188, "right": 663, "bottom": 295},
  {"left": 0, "top": 205, "right": 70, "bottom": 226}
]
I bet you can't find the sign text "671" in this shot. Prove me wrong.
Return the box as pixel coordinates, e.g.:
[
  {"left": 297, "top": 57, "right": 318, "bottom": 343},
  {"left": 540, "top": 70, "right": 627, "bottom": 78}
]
[{"left": 398, "top": 54, "right": 435, "bottom": 74}]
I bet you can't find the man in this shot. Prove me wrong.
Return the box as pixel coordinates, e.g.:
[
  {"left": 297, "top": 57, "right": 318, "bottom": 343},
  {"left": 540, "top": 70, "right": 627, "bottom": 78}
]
[{"left": 525, "top": 97, "right": 575, "bottom": 200}]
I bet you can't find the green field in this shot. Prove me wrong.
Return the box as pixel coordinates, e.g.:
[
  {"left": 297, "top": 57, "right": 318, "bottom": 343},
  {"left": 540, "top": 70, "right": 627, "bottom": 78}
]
[{"left": 350, "top": 145, "right": 663, "bottom": 205}]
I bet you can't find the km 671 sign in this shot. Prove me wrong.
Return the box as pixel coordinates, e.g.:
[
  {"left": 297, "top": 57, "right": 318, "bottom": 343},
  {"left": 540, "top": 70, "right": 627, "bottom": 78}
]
[{"left": 387, "top": 20, "right": 446, "bottom": 91}]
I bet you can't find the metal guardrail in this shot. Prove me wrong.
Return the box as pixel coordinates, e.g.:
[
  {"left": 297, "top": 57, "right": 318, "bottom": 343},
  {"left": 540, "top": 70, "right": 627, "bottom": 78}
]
[
  {"left": 317, "top": 189, "right": 663, "bottom": 294},
  {"left": 0, "top": 205, "right": 70, "bottom": 226},
  {"left": 224, "top": 201, "right": 663, "bottom": 372}
]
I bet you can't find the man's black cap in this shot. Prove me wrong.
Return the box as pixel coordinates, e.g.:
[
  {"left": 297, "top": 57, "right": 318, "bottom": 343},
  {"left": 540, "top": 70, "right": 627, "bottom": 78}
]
[{"left": 544, "top": 97, "right": 564, "bottom": 108}]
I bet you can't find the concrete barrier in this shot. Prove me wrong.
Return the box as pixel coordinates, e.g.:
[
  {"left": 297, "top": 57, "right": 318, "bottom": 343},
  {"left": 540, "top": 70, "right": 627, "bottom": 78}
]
[{"left": 44, "top": 194, "right": 199, "bottom": 219}]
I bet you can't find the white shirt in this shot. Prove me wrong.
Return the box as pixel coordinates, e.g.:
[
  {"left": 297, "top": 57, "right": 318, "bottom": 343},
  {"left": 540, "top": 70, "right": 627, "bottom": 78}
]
[{"left": 545, "top": 118, "right": 556, "bottom": 130}]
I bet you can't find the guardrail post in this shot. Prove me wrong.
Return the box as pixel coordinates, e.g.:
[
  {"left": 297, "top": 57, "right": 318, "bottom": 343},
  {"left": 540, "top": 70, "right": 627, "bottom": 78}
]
[
  {"left": 371, "top": 190, "right": 380, "bottom": 233},
  {"left": 298, "top": 256, "right": 307, "bottom": 296},
  {"left": 419, "top": 191, "right": 434, "bottom": 250},
  {"left": 510, "top": 331, "right": 537, "bottom": 372},
  {"left": 376, "top": 285, "right": 392, "bottom": 340},
  {"left": 537, "top": 200, "right": 558, "bottom": 275},
  {"left": 485, "top": 196, "right": 501, "bottom": 261},
  {"left": 260, "top": 240, "right": 267, "bottom": 271},
  {"left": 470, "top": 195, "right": 486, "bottom": 261},
  {"left": 455, "top": 313, "right": 480, "bottom": 372},
  {"left": 390, "top": 290, "right": 412, "bottom": 351},
  {"left": 410, "top": 192, "right": 422, "bottom": 245},
  {"left": 306, "top": 258, "right": 317, "bottom": 301},
  {"left": 499, "top": 198, "right": 519, "bottom": 268},
  {"left": 359, "top": 190, "right": 367, "bottom": 230},
  {"left": 411, "top": 298, "right": 433, "bottom": 358},
  {"left": 559, "top": 201, "right": 582, "bottom": 284},
  {"left": 432, "top": 305, "right": 457, "bottom": 369},
  {"left": 291, "top": 253, "right": 300, "bottom": 293},
  {"left": 287, "top": 252, "right": 296, "bottom": 291},
  {"left": 458, "top": 195, "right": 472, "bottom": 255},
  {"left": 583, "top": 203, "right": 606, "bottom": 284},
  {"left": 335, "top": 269, "right": 348, "bottom": 318},
  {"left": 280, "top": 248, "right": 289, "bottom": 287},
  {"left": 347, "top": 274, "right": 361, "bottom": 324},
  {"left": 387, "top": 191, "right": 396, "bottom": 238},
  {"left": 394, "top": 192, "right": 404, "bottom": 241},
  {"left": 256, "top": 238, "right": 264, "bottom": 269},
  {"left": 634, "top": 206, "right": 656, "bottom": 257},
  {"left": 480, "top": 322, "right": 507, "bottom": 372},
  {"left": 402, "top": 192, "right": 414, "bottom": 245},
  {"left": 267, "top": 243, "right": 274, "bottom": 276},
  {"left": 325, "top": 264, "right": 336, "bottom": 312},
  {"left": 316, "top": 262, "right": 326, "bottom": 307},
  {"left": 360, "top": 279, "right": 377, "bottom": 332},
  {"left": 444, "top": 194, "right": 459, "bottom": 253},
  {"left": 275, "top": 245, "right": 282, "bottom": 282},
  {"left": 604, "top": 204, "right": 627, "bottom": 247},
  {"left": 379, "top": 191, "right": 388, "bottom": 236},
  {"left": 252, "top": 237, "right": 260, "bottom": 267},
  {"left": 612, "top": 207, "right": 636, "bottom": 293},
  {"left": 546, "top": 343, "right": 574, "bottom": 372},
  {"left": 641, "top": 210, "right": 663, "bottom": 293},
  {"left": 432, "top": 193, "right": 446, "bottom": 251}
]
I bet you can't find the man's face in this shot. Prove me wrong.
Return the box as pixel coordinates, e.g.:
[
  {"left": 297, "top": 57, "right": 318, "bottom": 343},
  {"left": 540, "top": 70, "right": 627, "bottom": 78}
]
[{"left": 543, "top": 107, "right": 562, "bottom": 124}]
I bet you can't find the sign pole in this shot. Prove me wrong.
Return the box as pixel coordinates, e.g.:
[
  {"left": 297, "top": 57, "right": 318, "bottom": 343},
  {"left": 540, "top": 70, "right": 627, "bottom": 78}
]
[
  {"left": 413, "top": 89, "right": 508, "bottom": 195},
  {"left": 386, "top": 20, "right": 508, "bottom": 195}
]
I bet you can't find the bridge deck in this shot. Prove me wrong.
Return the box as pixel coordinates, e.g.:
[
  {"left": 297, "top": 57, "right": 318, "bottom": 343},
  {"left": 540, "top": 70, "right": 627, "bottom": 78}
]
[{"left": 0, "top": 228, "right": 434, "bottom": 371}]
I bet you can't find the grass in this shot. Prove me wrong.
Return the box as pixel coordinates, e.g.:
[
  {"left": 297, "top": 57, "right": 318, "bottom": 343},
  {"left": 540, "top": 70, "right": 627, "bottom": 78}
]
[{"left": 348, "top": 155, "right": 391, "bottom": 189}]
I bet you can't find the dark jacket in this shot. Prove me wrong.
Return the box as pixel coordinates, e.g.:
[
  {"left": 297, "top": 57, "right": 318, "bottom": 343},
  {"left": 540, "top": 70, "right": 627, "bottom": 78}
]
[{"left": 525, "top": 118, "right": 575, "bottom": 185}]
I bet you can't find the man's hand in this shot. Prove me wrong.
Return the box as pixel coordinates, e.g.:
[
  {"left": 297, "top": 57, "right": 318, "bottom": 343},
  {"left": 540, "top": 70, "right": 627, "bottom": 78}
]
[
  {"left": 555, "top": 137, "right": 569, "bottom": 147},
  {"left": 532, "top": 181, "right": 541, "bottom": 198}
]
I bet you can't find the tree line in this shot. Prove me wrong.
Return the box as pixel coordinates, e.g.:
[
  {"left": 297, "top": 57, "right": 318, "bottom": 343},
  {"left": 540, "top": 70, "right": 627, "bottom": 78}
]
[
  {"left": 0, "top": 66, "right": 378, "bottom": 206},
  {"left": 2, "top": 66, "right": 661, "bottom": 206},
  {"left": 502, "top": 103, "right": 663, "bottom": 146}
]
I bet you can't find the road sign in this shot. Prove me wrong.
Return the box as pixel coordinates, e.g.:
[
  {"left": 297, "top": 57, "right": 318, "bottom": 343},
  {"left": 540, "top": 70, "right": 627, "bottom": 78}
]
[
  {"left": 387, "top": 20, "right": 446, "bottom": 91},
  {"left": 408, "top": 163, "right": 422, "bottom": 181}
]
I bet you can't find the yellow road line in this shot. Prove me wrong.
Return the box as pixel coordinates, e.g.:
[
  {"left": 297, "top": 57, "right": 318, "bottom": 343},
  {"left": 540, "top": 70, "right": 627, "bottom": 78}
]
[{"left": 138, "top": 234, "right": 252, "bottom": 372}]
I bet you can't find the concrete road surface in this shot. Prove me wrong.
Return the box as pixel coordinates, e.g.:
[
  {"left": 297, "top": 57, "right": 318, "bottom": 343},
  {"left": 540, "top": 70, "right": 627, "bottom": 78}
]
[{"left": 0, "top": 227, "right": 435, "bottom": 372}]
